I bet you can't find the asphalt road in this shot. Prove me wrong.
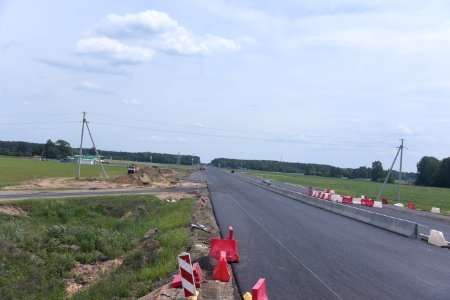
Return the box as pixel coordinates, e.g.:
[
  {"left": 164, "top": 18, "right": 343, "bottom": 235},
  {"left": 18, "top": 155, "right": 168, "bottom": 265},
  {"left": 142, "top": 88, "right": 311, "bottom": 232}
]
[
  {"left": 0, "top": 186, "right": 195, "bottom": 201},
  {"left": 206, "top": 168, "right": 450, "bottom": 299},
  {"left": 236, "top": 172, "right": 450, "bottom": 238}
]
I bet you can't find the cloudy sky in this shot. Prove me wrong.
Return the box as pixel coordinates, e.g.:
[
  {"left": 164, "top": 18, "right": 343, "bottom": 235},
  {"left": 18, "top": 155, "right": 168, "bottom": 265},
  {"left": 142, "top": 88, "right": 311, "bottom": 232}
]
[{"left": 1, "top": 0, "right": 450, "bottom": 172}]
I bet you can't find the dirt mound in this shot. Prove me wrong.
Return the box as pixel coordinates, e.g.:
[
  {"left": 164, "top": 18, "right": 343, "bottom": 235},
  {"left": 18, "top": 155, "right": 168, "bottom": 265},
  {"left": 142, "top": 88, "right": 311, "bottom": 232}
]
[
  {"left": 66, "top": 258, "right": 123, "bottom": 297},
  {"left": 112, "top": 174, "right": 148, "bottom": 186},
  {"left": 0, "top": 206, "right": 27, "bottom": 216}
]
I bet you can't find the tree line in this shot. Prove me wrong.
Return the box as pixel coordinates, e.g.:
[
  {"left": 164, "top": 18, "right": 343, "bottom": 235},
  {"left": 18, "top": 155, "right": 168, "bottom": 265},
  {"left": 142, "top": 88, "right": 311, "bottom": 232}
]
[
  {"left": 0, "top": 140, "right": 200, "bottom": 166},
  {"left": 211, "top": 158, "right": 417, "bottom": 183},
  {"left": 415, "top": 156, "right": 450, "bottom": 188}
]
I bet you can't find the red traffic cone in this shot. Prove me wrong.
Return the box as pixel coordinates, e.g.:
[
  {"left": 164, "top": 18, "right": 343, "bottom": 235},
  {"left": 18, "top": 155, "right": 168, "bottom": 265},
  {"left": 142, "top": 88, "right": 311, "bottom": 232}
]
[{"left": 213, "top": 251, "right": 230, "bottom": 282}]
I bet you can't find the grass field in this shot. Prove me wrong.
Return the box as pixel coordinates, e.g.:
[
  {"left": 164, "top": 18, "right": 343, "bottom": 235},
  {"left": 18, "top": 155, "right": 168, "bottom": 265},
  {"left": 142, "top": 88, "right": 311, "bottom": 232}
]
[
  {"left": 0, "top": 156, "right": 194, "bottom": 189},
  {"left": 243, "top": 170, "right": 450, "bottom": 214},
  {"left": 0, "top": 195, "right": 194, "bottom": 299}
]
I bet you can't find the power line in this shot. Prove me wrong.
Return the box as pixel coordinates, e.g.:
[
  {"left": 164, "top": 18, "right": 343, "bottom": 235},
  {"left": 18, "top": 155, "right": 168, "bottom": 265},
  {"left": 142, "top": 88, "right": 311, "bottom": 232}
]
[
  {"left": 88, "top": 112, "right": 395, "bottom": 144},
  {"left": 90, "top": 121, "right": 393, "bottom": 149},
  {"left": 0, "top": 121, "right": 80, "bottom": 125}
]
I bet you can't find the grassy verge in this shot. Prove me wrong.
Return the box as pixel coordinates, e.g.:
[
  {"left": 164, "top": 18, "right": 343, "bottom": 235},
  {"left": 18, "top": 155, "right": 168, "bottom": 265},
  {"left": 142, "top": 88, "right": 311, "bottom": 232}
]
[
  {"left": 243, "top": 170, "right": 450, "bottom": 214},
  {"left": 0, "top": 195, "right": 194, "bottom": 299},
  {"left": 0, "top": 156, "right": 194, "bottom": 188},
  {"left": 0, "top": 156, "right": 126, "bottom": 188}
]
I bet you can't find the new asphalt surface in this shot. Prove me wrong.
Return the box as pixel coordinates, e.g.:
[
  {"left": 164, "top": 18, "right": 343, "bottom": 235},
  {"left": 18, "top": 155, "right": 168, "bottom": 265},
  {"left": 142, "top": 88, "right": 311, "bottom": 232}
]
[
  {"left": 205, "top": 168, "right": 450, "bottom": 299},
  {"left": 237, "top": 172, "right": 450, "bottom": 238}
]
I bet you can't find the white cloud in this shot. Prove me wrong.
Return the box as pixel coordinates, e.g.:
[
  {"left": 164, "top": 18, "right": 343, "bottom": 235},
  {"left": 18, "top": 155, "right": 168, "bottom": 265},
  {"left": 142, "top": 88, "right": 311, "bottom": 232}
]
[
  {"left": 95, "top": 10, "right": 179, "bottom": 38},
  {"left": 92, "top": 10, "right": 240, "bottom": 56},
  {"left": 76, "top": 81, "right": 113, "bottom": 94},
  {"left": 75, "top": 37, "right": 154, "bottom": 65},
  {"left": 37, "top": 56, "right": 124, "bottom": 74},
  {"left": 121, "top": 99, "right": 140, "bottom": 106}
]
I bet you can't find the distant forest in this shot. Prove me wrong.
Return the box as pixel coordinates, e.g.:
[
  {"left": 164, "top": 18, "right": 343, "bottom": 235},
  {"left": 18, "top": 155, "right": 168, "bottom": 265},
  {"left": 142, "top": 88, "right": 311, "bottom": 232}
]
[
  {"left": 0, "top": 140, "right": 200, "bottom": 166},
  {"left": 211, "top": 158, "right": 418, "bottom": 183}
]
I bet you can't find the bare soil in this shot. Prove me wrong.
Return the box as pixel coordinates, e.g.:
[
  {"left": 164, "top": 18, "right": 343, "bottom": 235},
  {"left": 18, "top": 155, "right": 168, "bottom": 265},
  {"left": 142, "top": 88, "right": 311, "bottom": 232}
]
[
  {"left": 0, "top": 205, "right": 28, "bottom": 216},
  {"left": 1, "top": 168, "right": 196, "bottom": 190},
  {"left": 65, "top": 258, "right": 123, "bottom": 297}
]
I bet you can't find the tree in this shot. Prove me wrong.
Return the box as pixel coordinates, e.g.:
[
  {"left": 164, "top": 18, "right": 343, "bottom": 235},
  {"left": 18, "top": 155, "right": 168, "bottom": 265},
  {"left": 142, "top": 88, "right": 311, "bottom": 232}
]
[
  {"left": 371, "top": 161, "right": 384, "bottom": 182},
  {"left": 43, "top": 140, "right": 58, "bottom": 159},
  {"left": 435, "top": 157, "right": 450, "bottom": 188},
  {"left": 415, "top": 156, "right": 440, "bottom": 186},
  {"left": 55, "top": 140, "right": 72, "bottom": 158}
]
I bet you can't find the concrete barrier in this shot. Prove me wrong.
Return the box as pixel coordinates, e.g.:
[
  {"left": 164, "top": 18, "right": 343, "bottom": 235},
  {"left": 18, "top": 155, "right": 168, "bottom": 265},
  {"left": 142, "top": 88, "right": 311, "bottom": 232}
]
[
  {"left": 431, "top": 207, "right": 441, "bottom": 214},
  {"left": 230, "top": 173, "right": 418, "bottom": 238},
  {"left": 428, "top": 230, "right": 448, "bottom": 247}
]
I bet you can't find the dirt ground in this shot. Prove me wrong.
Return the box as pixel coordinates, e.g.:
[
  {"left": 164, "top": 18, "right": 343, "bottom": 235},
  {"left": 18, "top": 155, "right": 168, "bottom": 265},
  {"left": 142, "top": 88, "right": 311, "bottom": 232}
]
[
  {"left": 0, "top": 205, "right": 27, "bottom": 216},
  {"left": 139, "top": 186, "right": 240, "bottom": 300},
  {"left": 1, "top": 168, "right": 199, "bottom": 190},
  {"left": 65, "top": 259, "right": 123, "bottom": 297}
]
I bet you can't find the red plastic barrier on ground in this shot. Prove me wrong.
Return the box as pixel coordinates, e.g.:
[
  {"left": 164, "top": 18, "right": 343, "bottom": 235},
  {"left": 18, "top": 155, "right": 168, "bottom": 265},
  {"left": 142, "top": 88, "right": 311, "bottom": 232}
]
[
  {"left": 382, "top": 198, "right": 388, "bottom": 205},
  {"left": 213, "top": 251, "right": 230, "bottom": 282},
  {"left": 172, "top": 274, "right": 182, "bottom": 288},
  {"left": 308, "top": 190, "right": 313, "bottom": 196},
  {"left": 209, "top": 238, "right": 240, "bottom": 262},
  {"left": 325, "top": 188, "right": 331, "bottom": 193},
  {"left": 193, "top": 262, "right": 202, "bottom": 288},
  {"left": 366, "top": 199, "right": 374, "bottom": 207},
  {"left": 342, "top": 197, "right": 353, "bottom": 204},
  {"left": 327, "top": 193, "right": 332, "bottom": 201},
  {"left": 408, "top": 203, "right": 415, "bottom": 209},
  {"left": 252, "top": 278, "right": 269, "bottom": 300},
  {"left": 317, "top": 192, "right": 322, "bottom": 198}
]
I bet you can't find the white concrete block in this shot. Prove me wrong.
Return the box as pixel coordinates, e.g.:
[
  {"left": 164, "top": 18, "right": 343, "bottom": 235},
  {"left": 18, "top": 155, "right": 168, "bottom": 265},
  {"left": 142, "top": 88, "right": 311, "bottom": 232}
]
[
  {"left": 330, "top": 189, "right": 336, "bottom": 194},
  {"left": 431, "top": 207, "right": 441, "bottom": 214},
  {"left": 353, "top": 198, "right": 361, "bottom": 205},
  {"left": 373, "top": 201, "right": 383, "bottom": 208},
  {"left": 428, "top": 230, "right": 448, "bottom": 247},
  {"left": 394, "top": 203, "right": 405, "bottom": 207}
]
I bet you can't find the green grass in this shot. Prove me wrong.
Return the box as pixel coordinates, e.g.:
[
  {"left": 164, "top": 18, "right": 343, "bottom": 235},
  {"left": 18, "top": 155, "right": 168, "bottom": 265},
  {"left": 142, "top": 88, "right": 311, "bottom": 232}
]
[
  {"left": 0, "top": 156, "right": 194, "bottom": 189},
  {"left": 243, "top": 170, "right": 450, "bottom": 214},
  {"left": 0, "top": 195, "right": 194, "bottom": 299}
]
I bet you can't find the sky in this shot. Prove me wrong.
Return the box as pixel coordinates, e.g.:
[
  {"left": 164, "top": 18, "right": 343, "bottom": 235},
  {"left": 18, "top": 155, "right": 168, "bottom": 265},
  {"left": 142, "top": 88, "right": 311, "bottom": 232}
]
[{"left": 1, "top": 0, "right": 450, "bottom": 172}]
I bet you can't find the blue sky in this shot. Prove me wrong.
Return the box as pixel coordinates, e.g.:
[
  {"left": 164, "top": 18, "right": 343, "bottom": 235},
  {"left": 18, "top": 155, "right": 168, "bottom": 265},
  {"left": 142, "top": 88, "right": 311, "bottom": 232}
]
[{"left": 2, "top": 0, "right": 450, "bottom": 172}]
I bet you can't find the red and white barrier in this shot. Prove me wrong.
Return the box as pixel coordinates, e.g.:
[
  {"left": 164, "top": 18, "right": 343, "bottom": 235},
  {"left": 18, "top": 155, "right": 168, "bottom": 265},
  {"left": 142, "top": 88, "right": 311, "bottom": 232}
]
[
  {"left": 177, "top": 252, "right": 196, "bottom": 297},
  {"left": 201, "top": 194, "right": 207, "bottom": 207}
]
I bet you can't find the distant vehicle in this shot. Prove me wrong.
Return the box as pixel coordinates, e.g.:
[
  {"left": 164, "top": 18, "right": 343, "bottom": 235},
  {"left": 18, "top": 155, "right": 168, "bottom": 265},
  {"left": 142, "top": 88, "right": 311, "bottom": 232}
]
[
  {"left": 199, "top": 166, "right": 205, "bottom": 170},
  {"left": 231, "top": 170, "right": 235, "bottom": 173},
  {"left": 261, "top": 178, "right": 271, "bottom": 185},
  {"left": 128, "top": 164, "right": 139, "bottom": 174}
]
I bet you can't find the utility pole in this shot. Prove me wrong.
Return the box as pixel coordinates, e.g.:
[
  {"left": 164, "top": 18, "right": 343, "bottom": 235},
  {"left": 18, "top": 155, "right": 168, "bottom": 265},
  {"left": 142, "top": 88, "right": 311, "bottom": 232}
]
[
  {"left": 377, "top": 139, "right": 405, "bottom": 202},
  {"left": 84, "top": 120, "right": 109, "bottom": 180},
  {"left": 77, "top": 112, "right": 86, "bottom": 179},
  {"left": 397, "top": 139, "right": 404, "bottom": 202},
  {"left": 176, "top": 152, "right": 181, "bottom": 165}
]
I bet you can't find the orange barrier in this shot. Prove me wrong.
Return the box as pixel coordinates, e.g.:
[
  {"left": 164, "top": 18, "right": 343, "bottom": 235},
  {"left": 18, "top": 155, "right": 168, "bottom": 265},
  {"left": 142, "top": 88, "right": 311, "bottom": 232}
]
[{"left": 213, "top": 251, "right": 231, "bottom": 282}]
